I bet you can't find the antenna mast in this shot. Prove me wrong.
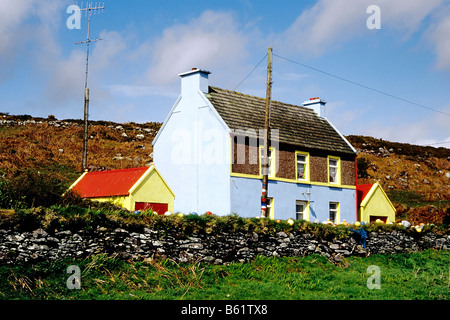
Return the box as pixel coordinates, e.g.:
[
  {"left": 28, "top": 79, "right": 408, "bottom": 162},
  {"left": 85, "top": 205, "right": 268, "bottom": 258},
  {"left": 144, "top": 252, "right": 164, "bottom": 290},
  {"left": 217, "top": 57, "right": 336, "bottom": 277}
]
[{"left": 75, "top": 2, "right": 105, "bottom": 171}]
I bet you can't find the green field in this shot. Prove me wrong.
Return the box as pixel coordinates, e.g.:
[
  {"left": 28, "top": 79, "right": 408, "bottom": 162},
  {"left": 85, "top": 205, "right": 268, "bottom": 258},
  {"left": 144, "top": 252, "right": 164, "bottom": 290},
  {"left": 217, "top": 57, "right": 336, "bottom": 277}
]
[{"left": 1, "top": 249, "right": 448, "bottom": 300}]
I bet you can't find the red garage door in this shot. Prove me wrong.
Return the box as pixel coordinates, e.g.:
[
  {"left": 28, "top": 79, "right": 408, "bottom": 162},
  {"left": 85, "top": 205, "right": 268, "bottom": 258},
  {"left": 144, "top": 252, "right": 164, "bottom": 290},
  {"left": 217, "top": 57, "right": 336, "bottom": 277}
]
[{"left": 135, "top": 202, "right": 168, "bottom": 215}]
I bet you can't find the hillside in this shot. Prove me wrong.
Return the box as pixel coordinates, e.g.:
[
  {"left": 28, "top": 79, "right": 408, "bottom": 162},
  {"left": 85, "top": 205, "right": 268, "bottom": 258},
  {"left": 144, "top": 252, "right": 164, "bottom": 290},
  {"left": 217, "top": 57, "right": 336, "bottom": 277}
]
[
  {"left": 346, "top": 135, "right": 450, "bottom": 223},
  {"left": 0, "top": 113, "right": 161, "bottom": 177},
  {"left": 346, "top": 135, "right": 450, "bottom": 202},
  {"left": 0, "top": 113, "right": 449, "bottom": 222}
]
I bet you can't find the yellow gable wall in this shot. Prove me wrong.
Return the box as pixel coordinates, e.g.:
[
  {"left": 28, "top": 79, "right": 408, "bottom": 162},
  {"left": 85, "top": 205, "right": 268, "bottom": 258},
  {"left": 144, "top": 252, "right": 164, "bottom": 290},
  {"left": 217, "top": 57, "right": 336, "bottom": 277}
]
[
  {"left": 130, "top": 168, "right": 175, "bottom": 213},
  {"left": 90, "top": 196, "right": 132, "bottom": 210},
  {"left": 360, "top": 184, "right": 396, "bottom": 224}
]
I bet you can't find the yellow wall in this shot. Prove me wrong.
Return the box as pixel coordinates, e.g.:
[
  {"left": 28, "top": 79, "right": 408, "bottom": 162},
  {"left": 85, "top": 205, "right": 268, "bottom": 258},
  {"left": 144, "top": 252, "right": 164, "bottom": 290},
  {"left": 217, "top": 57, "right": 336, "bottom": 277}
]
[
  {"left": 360, "top": 183, "right": 396, "bottom": 224},
  {"left": 130, "top": 167, "right": 175, "bottom": 213},
  {"left": 90, "top": 196, "right": 132, "bottom": 210}
]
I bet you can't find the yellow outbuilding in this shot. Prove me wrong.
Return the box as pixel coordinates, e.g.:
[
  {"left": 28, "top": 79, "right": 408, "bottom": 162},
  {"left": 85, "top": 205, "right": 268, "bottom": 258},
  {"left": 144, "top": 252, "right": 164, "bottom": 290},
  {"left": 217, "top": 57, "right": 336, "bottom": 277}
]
[
  {"left": 68, "top": 165, "right": 174, "bottom": 214},
  {"left": 357, "top": 182, "right": 396, "bottom": 224}
]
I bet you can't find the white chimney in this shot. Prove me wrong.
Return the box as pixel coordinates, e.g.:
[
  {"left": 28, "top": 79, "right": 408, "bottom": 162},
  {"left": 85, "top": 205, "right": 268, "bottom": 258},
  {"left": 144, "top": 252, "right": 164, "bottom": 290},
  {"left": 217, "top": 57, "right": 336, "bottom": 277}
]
[
  {"left": 178, "top": 68, "right": 211, "bottom": 95},
  {"left": 302, "top": 97, "right": 326, "bottom": 118}
]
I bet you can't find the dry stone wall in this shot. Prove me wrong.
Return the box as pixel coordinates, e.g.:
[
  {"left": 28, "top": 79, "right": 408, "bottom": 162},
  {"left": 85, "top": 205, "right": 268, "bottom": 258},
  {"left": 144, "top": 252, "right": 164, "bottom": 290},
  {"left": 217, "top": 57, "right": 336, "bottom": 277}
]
[{"left": 1, "top": 226, "right": 449, "bottom": 265}]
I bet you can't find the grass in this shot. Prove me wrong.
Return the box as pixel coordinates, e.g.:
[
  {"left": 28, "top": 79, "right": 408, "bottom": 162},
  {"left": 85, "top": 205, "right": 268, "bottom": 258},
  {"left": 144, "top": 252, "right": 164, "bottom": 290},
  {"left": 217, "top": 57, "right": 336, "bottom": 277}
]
[
  {"left": 1, "top": 250, "right": 449, "bottom": 300},
  {"left": 387, "top": 190, "right": 450, "bottom": 209}
]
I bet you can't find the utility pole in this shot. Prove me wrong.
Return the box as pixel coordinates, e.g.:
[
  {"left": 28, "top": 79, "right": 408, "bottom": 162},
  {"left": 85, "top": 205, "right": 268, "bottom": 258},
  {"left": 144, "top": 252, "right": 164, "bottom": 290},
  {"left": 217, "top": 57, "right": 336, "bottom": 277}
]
[
  {"left": 261, "top": 47, "right": 273, "bottom": 218},
  {"left": 75, "top": 2, "right": 105, "bottom": 171}
]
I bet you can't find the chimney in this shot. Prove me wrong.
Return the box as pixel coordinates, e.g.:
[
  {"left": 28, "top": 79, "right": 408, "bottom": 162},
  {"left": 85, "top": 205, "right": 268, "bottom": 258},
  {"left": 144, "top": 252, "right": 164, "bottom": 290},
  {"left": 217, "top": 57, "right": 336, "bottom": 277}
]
[
  {"left": 178, "top": 68, "right": 211, "bottom": 95},
  {"left": 302, "top": 97, "right": 326, "bottom": 118}
]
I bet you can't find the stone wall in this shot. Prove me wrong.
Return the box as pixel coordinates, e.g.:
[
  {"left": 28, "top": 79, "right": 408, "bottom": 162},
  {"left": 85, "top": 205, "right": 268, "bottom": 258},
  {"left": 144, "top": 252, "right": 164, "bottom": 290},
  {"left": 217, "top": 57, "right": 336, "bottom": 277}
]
[{"left": 1, "top": 226, "right": 449, "bottom": 265}]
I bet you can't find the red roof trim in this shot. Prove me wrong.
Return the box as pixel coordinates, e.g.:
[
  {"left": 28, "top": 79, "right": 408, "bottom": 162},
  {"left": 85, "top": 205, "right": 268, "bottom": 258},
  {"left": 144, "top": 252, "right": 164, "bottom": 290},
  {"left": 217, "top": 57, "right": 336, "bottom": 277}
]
[
  {"left": 356, "top": 184, "right": 374, "bottom": 207},
  {"left": 71, "top": 167, "right": 150, "bottom": 198}
]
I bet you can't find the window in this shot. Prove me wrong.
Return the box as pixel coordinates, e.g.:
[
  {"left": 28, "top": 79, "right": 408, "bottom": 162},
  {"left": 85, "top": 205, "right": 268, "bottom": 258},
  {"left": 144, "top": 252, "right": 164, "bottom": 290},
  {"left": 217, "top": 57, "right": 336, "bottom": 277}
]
[
  {"left": 260, "top": 147, "right": 275, "bottom": 177},
  {"left": 329, "top": 202, "right": 339, "bottom": 223},
  {"left": 328, "top": 156, "right": 340, "bottom": 184},
  {"left": 296, "top": 201, "right": 308, "bottom": 221},
  {"left": 296, "top": 152, "right": 309, "bottom": 181}
]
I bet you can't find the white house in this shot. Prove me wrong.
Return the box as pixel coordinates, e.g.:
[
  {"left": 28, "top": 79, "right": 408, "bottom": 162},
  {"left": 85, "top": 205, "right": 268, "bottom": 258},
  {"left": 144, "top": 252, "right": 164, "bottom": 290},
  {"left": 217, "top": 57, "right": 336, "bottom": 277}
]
[{"left": 153, "top": 68, "right": 358, "bottom": 223}]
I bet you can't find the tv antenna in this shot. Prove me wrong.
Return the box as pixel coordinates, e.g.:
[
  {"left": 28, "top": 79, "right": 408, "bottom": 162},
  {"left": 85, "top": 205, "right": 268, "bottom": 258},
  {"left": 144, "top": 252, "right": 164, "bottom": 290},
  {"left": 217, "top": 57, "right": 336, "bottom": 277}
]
[{"left": 74, "top": 2, "right": 105, "bottom": 171}]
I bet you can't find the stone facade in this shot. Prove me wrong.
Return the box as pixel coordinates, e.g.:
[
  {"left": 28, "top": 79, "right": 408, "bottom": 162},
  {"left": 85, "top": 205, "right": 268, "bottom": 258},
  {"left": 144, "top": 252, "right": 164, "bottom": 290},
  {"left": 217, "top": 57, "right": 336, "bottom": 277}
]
[{"left": 0, "top": 226, "right": 448, "bottom": 265}]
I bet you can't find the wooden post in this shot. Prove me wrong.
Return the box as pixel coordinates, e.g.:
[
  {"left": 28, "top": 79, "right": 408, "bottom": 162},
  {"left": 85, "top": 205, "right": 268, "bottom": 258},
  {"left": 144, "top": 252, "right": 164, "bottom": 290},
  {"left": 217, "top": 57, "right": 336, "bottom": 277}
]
[
  {"left": 261, "top": 47, "right": 273, "bottom": 218},
  {"left": 82, "top": 87, "right": 89, "bottom": 171}
]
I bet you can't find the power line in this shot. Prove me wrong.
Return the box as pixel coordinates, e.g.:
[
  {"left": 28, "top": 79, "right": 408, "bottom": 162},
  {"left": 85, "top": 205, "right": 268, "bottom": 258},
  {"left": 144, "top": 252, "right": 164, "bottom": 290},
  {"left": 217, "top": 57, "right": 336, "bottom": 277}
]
[
  {"left": 233, "top": 53, "right": 268, "bottom": 91},
  {"left": 273, "top": 53, "right": 450, "bottom": 117}
]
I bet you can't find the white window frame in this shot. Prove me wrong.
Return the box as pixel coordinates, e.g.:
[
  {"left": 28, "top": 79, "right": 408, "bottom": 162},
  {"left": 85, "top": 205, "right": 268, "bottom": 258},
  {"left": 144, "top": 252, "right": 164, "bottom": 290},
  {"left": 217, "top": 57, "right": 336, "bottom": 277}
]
[
  {"left": 328, "top": 156, "right": 340, "bottom": 185},
  {"left": 295, "top": 200, "right": 308, "bottom": 221},
  {"left": 295, "top": 151, "right": 309, "bottom": 181},
  {"left": 267, "top": 197, "right": 274, "bottom": 220},
  {"left": 329, "top": 202, "right": 340, "bottom": 223}
]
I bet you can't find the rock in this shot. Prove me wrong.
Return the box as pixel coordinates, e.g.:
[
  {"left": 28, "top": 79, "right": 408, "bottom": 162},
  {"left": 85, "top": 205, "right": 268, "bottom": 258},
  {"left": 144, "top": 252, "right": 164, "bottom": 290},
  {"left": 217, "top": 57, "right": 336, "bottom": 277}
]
[
  {"left": 445, "top": 172, "right": 450, "bottom": 179},
  {"left": 179, "top": 243, "right": 204, "bottom": 250},
  {"left": 332, "top": 253, "right": 344, "bottom": 262},
  {"left": 55, "top": 230, "right": 72, "bottom": 237},
  {"left": 152, "top": 240, "right": 163, "bottom": 247},
  {"left": 329, "top": 243, "right": 340, "bottom": 250},
  {"left": 32, "top": 229, "right": 48, "bottom": 238},
  {"left": 401, "top": 220, "right": 411, "bottom": 229},
  {"left": 203, "top": 256, "right": 215, "bottom": 262},
  {"left": 136, "top": 134, "right": 145, "bottom": 140}
]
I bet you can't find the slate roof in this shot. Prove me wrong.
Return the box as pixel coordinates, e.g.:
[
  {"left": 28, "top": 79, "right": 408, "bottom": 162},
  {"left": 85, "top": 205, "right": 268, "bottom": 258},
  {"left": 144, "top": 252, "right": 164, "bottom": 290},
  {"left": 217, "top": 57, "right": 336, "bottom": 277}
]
[
  {"left": 71, "top": 167, "right": 150, "bottom": 198},
  {"left": 206, "top": 86, "right": 355, "bottom": 155}
]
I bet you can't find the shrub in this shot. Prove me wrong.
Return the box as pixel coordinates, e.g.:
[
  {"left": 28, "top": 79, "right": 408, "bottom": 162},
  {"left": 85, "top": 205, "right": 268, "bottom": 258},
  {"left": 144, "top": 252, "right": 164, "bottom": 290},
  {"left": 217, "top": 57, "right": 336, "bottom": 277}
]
[
  {"left": 356, "top": 157, "right": 370, "bottom": 178},
  {"left": 3, "top": 169, "right": 67, "bottom": 208}
]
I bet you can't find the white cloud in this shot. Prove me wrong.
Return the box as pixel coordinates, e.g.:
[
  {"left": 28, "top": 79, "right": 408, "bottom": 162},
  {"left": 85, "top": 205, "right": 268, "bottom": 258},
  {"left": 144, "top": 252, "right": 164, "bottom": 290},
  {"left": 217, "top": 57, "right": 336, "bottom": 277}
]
[
  {"left": 352, "top": 104, "right": 450, "bottom": 146},
  {"left": 44, "top": 49, "right": 85, "bottom": 104},
  {"left": 426, "top": 12, "right": 450, "bottom": 71},
  {"left": 282, "top": 0, "right": 446, "bottom": 57},
  {"left": 90, "top": 30, "right": 128, "bottom": 74},
  {"left": 107, "top": 84, "right": 178, "bottom": 99},
  {"left": 145, "top": 10, "right": 249, "bottom": 84}
]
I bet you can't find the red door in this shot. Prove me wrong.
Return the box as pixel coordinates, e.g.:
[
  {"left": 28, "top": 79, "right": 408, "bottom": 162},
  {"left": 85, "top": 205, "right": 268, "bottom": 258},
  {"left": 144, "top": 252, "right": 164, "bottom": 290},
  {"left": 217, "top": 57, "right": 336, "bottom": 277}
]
[{"left": 135, "top": 202, "right": 168, "bottom": 215}]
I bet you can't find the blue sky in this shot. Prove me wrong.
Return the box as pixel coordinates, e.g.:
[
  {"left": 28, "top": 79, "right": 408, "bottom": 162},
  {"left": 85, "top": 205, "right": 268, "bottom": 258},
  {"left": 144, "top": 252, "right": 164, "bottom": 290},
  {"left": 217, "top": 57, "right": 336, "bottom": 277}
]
[{"left": 1, "top": 0, "right": 449, "bottom": 147}]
